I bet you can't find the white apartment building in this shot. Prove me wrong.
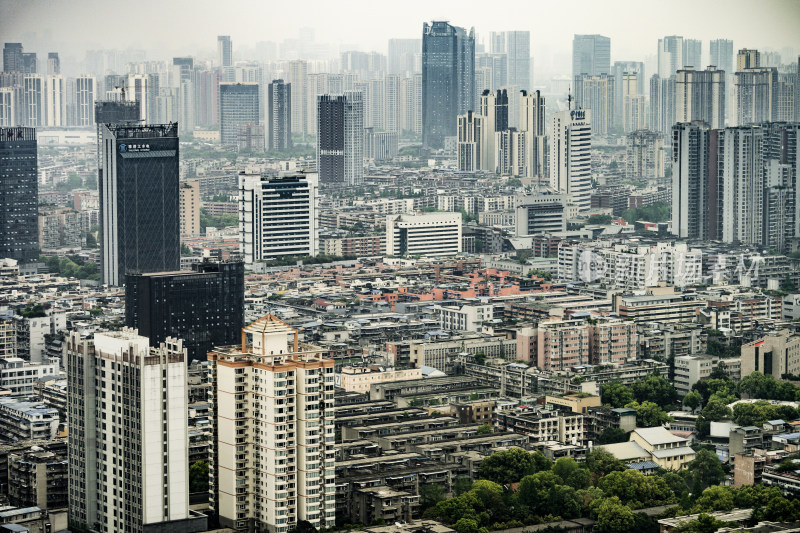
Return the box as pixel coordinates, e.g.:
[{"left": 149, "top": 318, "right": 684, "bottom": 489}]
[
  {"left": 0, "top": 357, "right": 60, "bottom": 396},
  {"left": 239, "top": 171, "right": 319, "bottom": 264},
  {"left": 549, "top": 108, "right": 592, "bottom": 212},
  {"left": 67, "top": 330, "right": 205, "bottom": 533},
  {"left": 674, "top": 354, "right": 720, "bottom": 395},
  {"left": 386, "top": 212, "right": 462, "bottom": 257},
  {"left": 207, "top": 314, "right": 336, "bottom": 533},
  {"left": 433, "top": 302, "right": 494, "bottom": 332}
]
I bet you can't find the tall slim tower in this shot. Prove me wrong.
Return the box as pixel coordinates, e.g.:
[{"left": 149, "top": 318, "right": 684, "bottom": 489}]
[
  {"left": 267, "top": 79, "right": 292, "bottom": 151},
  {"left": 316, "top": 91, "right": 364, "bottom": 185},
  {"left": 506, "top": 31, "right": 531, "bottom": 91},
  {"left": 710, "top": 39, "right": 734, "bottom": 74},
  {"left": 67, "top": 329, "right": 207, "bottom": 533},
  {"left": 217, "top": 35, "right": 232, "bottom": 67},
  {"left": 479, "top": 89, "right": 509, "bottom": 172},
  {"left": 671, "top": 121, "right": 715, "bottom": 240},
  {"left": 287, "top": 60, "right": 308, "bottom": 136},
  {"left": 649, "top": 74, "right": 676, "bottom": 136},
  {"left": 573, "top": 74, "right": 615, "bottom": 136},
  {"left": 208, "top": 315, "right": 336, "bottom": 533},
  {"left": 683, "top": 39, "right": 702, "bottom": 68},
  {"left": 22, "top": 74, "right": 44, "bottom": 127},
  {"left": 46, "top": 52, "right": 60, "bottom": 75},
  {"left": 457, "top": 110, "right": 483, "bottom": 171},
  {"left": 422, "top": 21, "right": 475, "bottom": 149},
  {"left": 658, "top": 36, "right": 684, "bottom": 78},
  {"left": 100, "top": 123, "right": 180, "bottom": 286},
  {"left": 45, "top": 74, "right": 66, "bottom": 126},
  {"left": 572, "top": 34, "right": 611, "bottom": 78},
  {"left": 519, "top": 90, "right": 547, "bottom": 178},
  {"left": 676, "top": 66, "right": 726, "bottom": 129},
  {"left": 0, "top": 127, "right": 38, "bottom": 262},
  {"left": 549, "top": 108, "right": 592, "bottom": 211},
  {"left": 75, "top": 76, "right": 96, "bottom": 126}
]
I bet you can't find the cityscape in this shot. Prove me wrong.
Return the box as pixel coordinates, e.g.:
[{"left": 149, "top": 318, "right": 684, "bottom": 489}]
[{"left": 3, "top": 1, "right": 800, "bottom": 533}]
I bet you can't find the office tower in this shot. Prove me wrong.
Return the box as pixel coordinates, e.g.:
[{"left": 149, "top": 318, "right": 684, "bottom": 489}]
[
  {"left": 649, "top": 74, "right": 676, "bottom": 135},
  {"left": 400, "top": 74, "right": 422, "bottom": 135},
  {"left": 737, "top": 49, "right": 760, "bottom": 71},
  {"left": 506, "top": 31, "right": 531, "bottom": 91},
  {"left": 388, "top": 38, "right": 421, "bottom": 75},
  {"left": 495, "top": 128, "right": 526, "bottom": 176},
  {"left": 422, "top": 21, "right": 475, "bottom": 149},
  {"left": 573, "top": 73, "right": 615, "bottom": 136},
  {"left": 239, "top": 171, "right": 319, "bottom": 262},
  {"left": 572, "top": 34, "right": 611, "bottom": 78},
  {"left": 207, "top": 315, "right": 336, "bottom": 533},
  {"left": 479, "top": 89, "right": 508, "bottom": 172},
  {"left": 45, "top": 74, "right": 65, "bottom": 126},
  {"left": 735, "top": 67, "right": 777, "bottom": 125},
  {"left": 287, "top": 60, "right": 307, "bottom": 135},
  {"left": 22, "top": 74, "right": 43, "bottom": 127},
  {"left": 99, "top": 123, "right": 180, "bottom": 286},
  {"left": 316, "top": 92, "right": 363, "bottom": 185},
  {"left": 179, "top": 180, "right": 200, "bottom": 236},
  {"left": 267, "top": 79, "right": 292, "bottom": 151},
  {"left": 0, "top": 127, "right": 38, "bottom": 262},
  {"left": 676, "top": 66, "right": 726, "bottom": 129},
  {"left": 515, "top": 191, "right": 567, "bottom": 236},
  {"left": 46, "top": 52, "right": 59, "bottom": 76},
  {"left": 218, "top": 35, "right": 232, "bottom": 67},
  {"left": 671, "top": 122, "right": 715, "bottom": 240},
  {"left": 626, "top": 130, "right": 665, "bottom": 180},
  {"left": 683, "top": 39, "right": 702, "bottom": 68},
  {"left": 67, "top": 330, "right": 207, "bottom": 533},
  {"left": 3, "top": 43, "right": 24, "bottom": 73},
  {"left": 75, "top": 76, "right": 96, "bottom": 126},
  {"left": 457, "top": 110, "right": 483, "bottom": 171},
  {"left": 710, "top": 39, "right": 734, "bottom": 74},
  {"left": 219, "top": 82, "right": 260, "bottom": 148},
  {"left": 658, "top": 36, "right": 684, "bottom": 78},
  {"left": 125, "top": 260, "right": 244, "bottom": 362},
  {"left": 0, "top": 88, "right": 15, "bottom": 127},
  {"left": 519, "top": 89, "right": 547, "bottom": 178},
  {"left": 613, "top": 61, "right": 644, "bottom": 128},
  {"left": 550, "top": 108, "right": 592, "bottom": 211}
]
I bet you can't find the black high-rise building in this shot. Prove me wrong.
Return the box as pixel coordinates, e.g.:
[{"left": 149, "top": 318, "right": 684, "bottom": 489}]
[
  {"left": 3, "top": 43, "right": 23, "bottom": 73},
  {"left": 0, "top": 127, "right": 38, "bottom": 262},
  {"left": 125, "top": 260, "right": 245, "bottom": 362},
  {"left": 422, "top": 21, "right": 475, "bottom": 150},
  {"left": 268, "top": 79, "right": 292, "bottom": 151},
  {"left": 100, "top": 123, "right": 180, "bottom": 285}
]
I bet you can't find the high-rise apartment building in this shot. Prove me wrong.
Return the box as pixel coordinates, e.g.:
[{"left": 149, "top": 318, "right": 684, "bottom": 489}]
[
  {"left": 179, "top": 180, "right": 200, "bottom": 236},
  {"left": 207, "top": 314, "right": 336, "bottom": 533},
  {"left": 388, "top": 39, "right": 421, "bottom": 75},
  {"left": 22, "top": 74, "right": 44, "bottom": 127},
  {"left": 683, "top": 39, "right": 702, "bottom": 68},
  {"left": 218, "top": 35, "right": 232, "bottom": 68},
  {"left": 479, "top": 89, "right": 509, "bottom": 172},
  {"left": 45, "top": 74, "right": 65, "bottom": 126},
  {"left": 75, "top": 76, "right": 96, "bottom": 127},
  {"left": 658, "top": 36, "right": 684, "bottom": 78},
  {"left": 735, "top": 67, "right": 777, "bottom": 125},
  {"left": 572, "top": 34, "right": 611, "bottom": 78},
  {"left": 574, "top": 74, "right": 615, "bottom": 136},
  {"left": 219, "top": 82, "right": 260, "bottom": 148},
  {"left": 399, "top": 74, "right": 422, "bottom": 135},
  {"left": 737, "top": 49, "right": 760, "bottom": 71},
  {"left": 422, "top": 21, "right": 475, "bottom": 149},
  {"left": 457, "top": 110, "right": 483, "bottom": 172},
  {"left": 316, "top": 92, "right": 363, "bottom": 185},
  {"left": 619, "top": 70, "right": 643, "bottom": 133},
  {"left": 0, "top": 88, "right": 14, "bottom": 127},
  {"left": 287, "top": 60, "right": 308, "bottom": 135},
  {"left": 46, "top": 52, "right": 59, "bottom": 76},
  {"left": 125, "top": 260, "right": 245, "bottom": 362},
  {"left": 549, "top": 108, "right": 592, "bottom": 212},
  {"left": 239, "top": 171, "right": 319, "bottom": 263},
  {"left": 67, "top": 330, "right": 207, "bottom": 533},
  {"left": 626, "top": 130, "right": 665, "bottom": 180},
  {"left": 0, "top": 127, "right": 38, "bottom": 262},
  {"left": 268, "top": 80, "right": 292, "bottom": 151},
  {"left": 613, "top": 61, "right": 645, "bottom": 129},
  {"left": 100, "top": 123, "right": 180, "bottom": 286},
  {"left": 649, "top": 75, "right": 676, "bottom": 136},
  {"left": 676, "top": 66, "right": 726, "bottom": 129},
  {"left": 495, "top": 128, "right": 527, "bottom": 176},
  {"left": 506, "top": 31, "right": 531, "bottom": 91},
  {"left": 519, "top": 89, "right": 547, "bottom": 178},
  {"left": 710, "top": 39, "right": 734, "bottom": 74},
  {"left": 672, "top": 121, "right": 716, "bottom": 240}
]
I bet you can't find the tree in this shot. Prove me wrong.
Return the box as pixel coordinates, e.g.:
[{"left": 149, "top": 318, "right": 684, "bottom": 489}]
[
  {"left": 597, "top": 427, "right": 628, "bottom": 445},
  {"left": 588, "top": 214, "right": 612, "bottom": 225},
  {"left": 694, "top": 485, "right": 735, "bottom": 512},
  {"left": 585, "top": 449, "right": 625, "bottom": 481},
  {"left": 289, "top": 520, "right": 317, "bottom": 533},
  {"left": 625, "top": 400, "right": 673, "bottom": 427},
  {"left": 189, "top": 461, "right": 209, "bottom": 493},
  {"left": 453, "top": 518, "right": 480, "bottom": 533},
  {"left": 632, "top": 375, "right": 679, "bottom": 408},
  {"left": 478, "top": 448, "right": 549, "bottom": 485},
  {"left": 597, "top": 469, "right": 674, "bottom": 509},
  {"left": 552, "top": 457, "right": 589, "bottom": 489},
  {"left": 683, "top": 390, "right": 702, "bottom": 411},
  {"left": 181, "top": 243, "right": 192, "bottom": 255},
  {"left": 685, "top": 450, "right": 725, "bottom": 496},
  {"left": 454, "top": 476, "right": 473, "bottom": 496},
  {"left": 85, "top": 173, "right": 97, "bottom": 190},
  {"left": 476, "top": 423, "right": 493, "bottom": 435},
  {"left": 18, "top": 303, "right": 47, "bottom": 318},
  {"left": 601, "top": 381, "right": 634, "bottom": 408},
  {"left": 420, "top": 483, "right": 445, "bottom": 510},
  {"left": 85, "top": 232, "right": 97, "bottom": 248},
  {"left": 675, "top": 514, "right": 734, "bottom": 533},
  {"left": 696, "top": 397, "right": 733, "bottom": 437},
  {"left": 594, "top": 497, "right": 634, "bottom": 533}
]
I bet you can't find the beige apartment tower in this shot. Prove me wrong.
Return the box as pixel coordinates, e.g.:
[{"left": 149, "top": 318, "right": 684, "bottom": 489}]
[{"left": 179, "top": 180, "right": 201, "bottom": 237}]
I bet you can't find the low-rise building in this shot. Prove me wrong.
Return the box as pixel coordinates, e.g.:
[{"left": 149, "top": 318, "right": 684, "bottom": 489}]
[
  {"left": 629, "top": 426, "right": 696, "bottom": 470},
  {"left": 0, "top": 398, "right": 60, "bottom": 442},
  {"left": 337, "top": 366, "right": 423, "bottom": 394}
]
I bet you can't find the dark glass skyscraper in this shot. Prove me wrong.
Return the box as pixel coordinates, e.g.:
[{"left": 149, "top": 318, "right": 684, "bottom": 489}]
[
  {"left": 0, "top": 127, "right": 38, "bottom": 262},
  {"left": 316, "top": 92, "right": 363, "bottom": 185},
  {"left": 219, "top": 82, "right": 260, "bottom": 148},
  {"left": 268, "top": 79, "right": 292, "bottom": 151},
  {"left": 422, "top": 21, "right": 475, "bottom": 150},
  {"left": 100, "top": 123, "right": 180, "bottom": 286},
  {"left": 125, "top": 260, "right": 245, "bottom": 362},
  {"left": 572, "top": 34, "right": 611, "bottom": 78}
]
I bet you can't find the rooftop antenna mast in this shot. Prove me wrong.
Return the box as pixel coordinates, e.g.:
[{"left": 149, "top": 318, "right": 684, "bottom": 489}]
[{"left": 567, "top": 85, "right": 572, "bottom": 111}]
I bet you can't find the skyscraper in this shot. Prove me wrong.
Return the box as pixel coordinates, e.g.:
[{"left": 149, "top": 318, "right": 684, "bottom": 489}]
[
  {"left": 676, "top": 66, "right": 726, "bottom": 129},
  {"left": 0, "top": 127, "right": 38, "bottom": 262},
  {"left": 735, "top": 67, "right": 777, "bottom": 125},
  {"left": 46, "top": 52, "right": 59, "bottom": 76},
  {"left": 3, "top": 43, "right": 24, "bottom": 73},
  {"left": 219, "top": 82, "right": 260, "bottom": 148},
  {"left": 737, "top": 49, "right": 760, "bottom": 71},
  {"left": 479, "top": 89, "right": 509, "bottom": 172},
  {"left": 388, "top": 38, "right": 421, "bottom": 75},
  {"left": 316, "top": 91, "right": 363, "bottom": 185},
  {"left": 683, "top": 39, "right": 702, "bottom": 68},
  {"left": 519, "top": 89, "right": 547, "bottom": 178},
  {"left": 207, "top": 314, "right": 336, "bottom": 533},
  {"left": 0, "top": 88, "right": 14, "bottom": 127},
  {"left": 671, "top": 121, "right": 716, "bottom": 240},
  {"left": 422, "top": 21, "right": 475, "bottom": 149},
  {"left": 572, "top": 34, "right": 611, "bottom": 78},
  {"left": 75, "top": 76, "right": 96, "bottom": 126},
  {"left": 67, "top": 330, "right": 208, "bottom": 533},
  {"left": 649, "top": 75, "right": 676, "bottom": 136},
  {"left": 710, "top": 39, "right": 734, "bottom": 74},
  {"left": 613, "top": 61, "right": 645, "bottom": 129},
  {"left": 22, "top": 74, "right": 43, "bottom": 127},
  {"left": 506, "top": 31, "right": 531, "bottom": 91},
  {"left": 100, "top": 123, "right": 180, "bottom": 286},
  {"left": 457, "top": 110, "right": 483, "bottom": 171},
  {"left": 45, "top": 74, "right": 65, "bottom": 126},
  {"left": 658, "top": 35, "right": 684, "bottom": 78},
  {"left": 267, "top": 79, "right": 292, "bottom": 151},
  {"left": 125, "top": 260, "right": 245, "bottom": 362},
  {"left": 287, "top": 60, "right": 308, "bottom": 135},
  {"left": 550, "top": 108, "right": 592, "bottom": 212},
  {"left": 573, "top": 74, "right": 615, "bottom": 136},
  {"left": 217, "top": 35, "right": 232, "bottom": 67},
  {"left": 239, "top": 171, "right": 319, "bottom": 262}
]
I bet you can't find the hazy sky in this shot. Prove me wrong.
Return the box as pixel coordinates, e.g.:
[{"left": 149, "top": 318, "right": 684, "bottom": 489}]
[{"left": 2, "top": 0, "right": 799, "bottom": 70}]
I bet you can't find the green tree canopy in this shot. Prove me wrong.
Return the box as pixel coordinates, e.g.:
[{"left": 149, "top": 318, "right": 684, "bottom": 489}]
[
  {"left": 477, "top": 448, "right": 550, "bottom": 485},
  {"left": 625, "top": 400, "right": 673, "bottom": 427},
  {"left": 601, "top": 381, "right": 635, "bottom": 408}
]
